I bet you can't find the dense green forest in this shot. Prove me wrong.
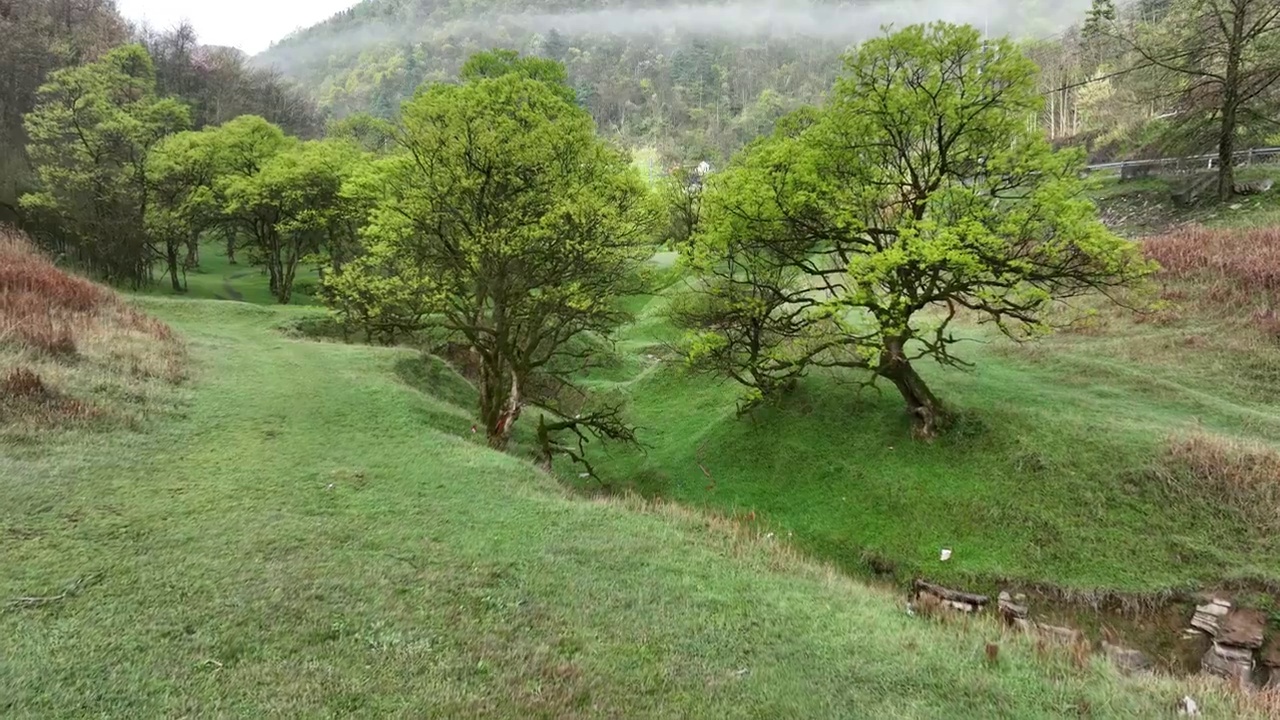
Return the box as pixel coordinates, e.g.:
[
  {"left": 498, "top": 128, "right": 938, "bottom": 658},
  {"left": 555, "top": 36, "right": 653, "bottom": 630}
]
[{"left": 257, "top": 0, "right": 1092, "bottom": 164}]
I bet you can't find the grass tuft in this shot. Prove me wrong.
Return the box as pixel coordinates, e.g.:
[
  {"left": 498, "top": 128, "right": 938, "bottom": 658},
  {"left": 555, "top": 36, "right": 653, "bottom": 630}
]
[
  {"left": 1159, "top": 432, "right": 1280, "bottom": 534},
  {"left": 1, "top": 367, "right": 50, "bottom": 399}
]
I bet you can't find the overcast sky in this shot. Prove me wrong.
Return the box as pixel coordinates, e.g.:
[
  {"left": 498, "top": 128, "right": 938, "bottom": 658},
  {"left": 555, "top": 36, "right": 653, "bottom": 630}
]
[{"left": 115, "top": 0, "right": 357, "bottom": 54}]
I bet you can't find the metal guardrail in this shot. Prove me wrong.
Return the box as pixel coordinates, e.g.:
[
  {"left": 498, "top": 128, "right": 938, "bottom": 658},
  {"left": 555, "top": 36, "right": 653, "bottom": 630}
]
[{"left": 1085, "top": 147, "right": 1280, "bottom": 173}]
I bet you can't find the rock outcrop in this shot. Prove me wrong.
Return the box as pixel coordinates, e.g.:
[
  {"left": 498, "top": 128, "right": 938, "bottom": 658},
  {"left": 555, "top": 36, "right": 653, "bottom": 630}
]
[
  {"left": 1191, "top": 601, "right": 1265, "bottom": 686},
  {"left": 1189, "top": 598, "right": 1231, "bottom": 635}
]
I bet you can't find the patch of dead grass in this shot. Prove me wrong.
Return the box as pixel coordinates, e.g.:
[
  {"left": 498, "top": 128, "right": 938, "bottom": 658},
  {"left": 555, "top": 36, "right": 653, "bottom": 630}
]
[{"left": 0, "top": 228, "right": 185, "bottom": 434}]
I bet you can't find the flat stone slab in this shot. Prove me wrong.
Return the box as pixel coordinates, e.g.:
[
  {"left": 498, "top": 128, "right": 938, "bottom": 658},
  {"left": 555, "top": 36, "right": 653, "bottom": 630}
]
[
  {"left": 1201, "top": 642, "right": 1253, "bottom": 683},
  {"left": 1218, "top": 608, "right": 1266, "bottom": 649}
]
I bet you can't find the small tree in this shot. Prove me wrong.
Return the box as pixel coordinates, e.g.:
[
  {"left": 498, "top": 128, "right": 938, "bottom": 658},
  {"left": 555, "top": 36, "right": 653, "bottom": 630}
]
[
  {"left": 22, "top": 44, "right": 188, "bottom": 287},
  {"left": 659, "top": 166, "right": 705, "bottom": 251},
  {"left": 326, "top": 56, "right": 655, "bottom": 449},
  {"left": 681, "top": 24, "right": 1152, "bottom": 438}
]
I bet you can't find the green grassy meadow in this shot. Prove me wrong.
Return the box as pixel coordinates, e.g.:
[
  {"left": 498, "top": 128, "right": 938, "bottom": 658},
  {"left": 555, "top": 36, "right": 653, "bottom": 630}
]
[
  {"left": 7, "top": 297, "right": 1252, "bottom": 717},
  {"left": 8, "top": 182, "right": 1280, "bottom": 715},
  {"left": 581, "top": 289, "right": 1280, "bottom": 594}
]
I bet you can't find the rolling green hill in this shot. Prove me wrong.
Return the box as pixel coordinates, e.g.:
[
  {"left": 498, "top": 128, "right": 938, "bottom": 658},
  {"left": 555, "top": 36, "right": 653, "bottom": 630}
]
[{"left": 6, "top": 295, "right": 1257, "bottom": 717}]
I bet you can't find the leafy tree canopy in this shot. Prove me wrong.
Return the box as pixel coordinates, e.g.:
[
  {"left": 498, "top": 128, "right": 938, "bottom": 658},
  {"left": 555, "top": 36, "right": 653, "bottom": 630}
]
[
  {"left": 325, "top": 53, "right": 656, "bottom": 450},
  {"left": 22, "top": 44, "right": 189, "bottom": 286},
  {"left": 679, "top": 23, "right": 1153, "bottom": 437}
]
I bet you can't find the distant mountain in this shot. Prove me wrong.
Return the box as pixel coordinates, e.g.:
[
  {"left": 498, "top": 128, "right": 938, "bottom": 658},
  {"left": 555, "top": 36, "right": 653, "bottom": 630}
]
[{"left": 257, "top": 0, "right": 1091, "bottom": 163}]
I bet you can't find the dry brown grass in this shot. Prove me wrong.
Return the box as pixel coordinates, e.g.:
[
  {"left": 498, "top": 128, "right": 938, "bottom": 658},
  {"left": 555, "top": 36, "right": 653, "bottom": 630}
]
[
  {"left": 1145, "top": 227, "right": 1280, "bottom": 333},
  {"left": 1158, "top": 432, "right": 1280, "bottom": 535},
  {"left": 0, "top": 228, "right": 184, "bottom": 433}
]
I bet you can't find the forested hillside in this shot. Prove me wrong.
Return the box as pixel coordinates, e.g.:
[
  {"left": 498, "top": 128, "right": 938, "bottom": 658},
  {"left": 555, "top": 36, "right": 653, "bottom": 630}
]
[
  {"left": 258, "top": 0, "right": 1098, "bottom": 164},
  {"left": 256, "top": 0, "right": 1280, "bottom": 168}
]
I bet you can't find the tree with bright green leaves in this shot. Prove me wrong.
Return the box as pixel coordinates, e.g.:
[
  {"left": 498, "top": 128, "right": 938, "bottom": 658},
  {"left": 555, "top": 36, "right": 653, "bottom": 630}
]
[
  {"left": 147, "top": 129, "right": 222, "bottom": 290},
  {"left": 679, "top": 23, "right": 1153, "bottom": 438},
  {"left": 325, "top": 54, "right": 656, "bottom": 451},
  {"left": 221, "top": 138, "right": 364, "bottom": 305},
  {"left": 22, "top": 44, "right": 189, "bottom": 287},
  {"left": 200, "top": 115, "right": 294, "bottom": 267}
]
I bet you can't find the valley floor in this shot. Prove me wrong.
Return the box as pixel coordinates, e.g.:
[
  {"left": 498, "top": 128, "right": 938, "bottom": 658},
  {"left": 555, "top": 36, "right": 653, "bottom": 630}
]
[{"left": 0, "top": 298, "right": 1255, "bottom": 717}]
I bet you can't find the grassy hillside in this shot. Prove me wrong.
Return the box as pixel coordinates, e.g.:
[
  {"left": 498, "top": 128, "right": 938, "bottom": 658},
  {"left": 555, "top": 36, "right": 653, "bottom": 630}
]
[
  {"left": 9, "top": 219, "right": 1280, "bottom": 714},
  {"left": 6, "top": 286, "right": 1260, "bottom": 715},
  {"left": 561, "top": 205, "right": 1280, "bottom": 598},
  {"left": 580, "top": 293, "right": 1280, "bottom": 595},
  {"left": 0, "top": 230, "right": 185, "bottom": 440}
]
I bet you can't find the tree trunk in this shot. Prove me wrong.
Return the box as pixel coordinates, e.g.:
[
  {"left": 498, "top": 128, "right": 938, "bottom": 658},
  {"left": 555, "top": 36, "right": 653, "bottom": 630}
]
[
  {"left": 166, "top": 241, "right": 183, "bottom": 292},
  {"left": 1217, "top": 8, "right": 1246, "bottom": 202},
  {"left": 1217, "top": 100, "right": 1238, "bottom": 202},
  {"left": 184, "top": 236, "right": 199, "bottom": 269},
  {"left": 479, "top": 358, "right": 523, "bottom": 450},
  {"left": 880, "top": 338, "right": 945, "bottom": 439}
]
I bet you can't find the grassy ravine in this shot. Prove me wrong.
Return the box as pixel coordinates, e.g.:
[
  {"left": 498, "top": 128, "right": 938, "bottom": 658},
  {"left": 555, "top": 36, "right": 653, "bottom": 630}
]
[
  {"left": 579, "top": 287, "right": 1280, "bottom": 596},
  {"left": 555, "top": 180, "right": 1280, "bottom": 599},
  {"left": 3, "top": 298, "right": 1245, "bottom": 718}
]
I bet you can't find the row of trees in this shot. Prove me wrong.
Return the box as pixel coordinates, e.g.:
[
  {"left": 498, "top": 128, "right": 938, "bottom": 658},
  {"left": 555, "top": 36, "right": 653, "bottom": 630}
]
[
  {"left": 16, "top": 23, "right": 1154, "bottom": 457},
  {"left": 21, "top": 44, "right": 655, "bottom": 462},
  {"left": 20, "top": 45, "right": 346, "bottom": 295},
  {"left": 3, "top": 0, "right": 323, "bottom": 271}
]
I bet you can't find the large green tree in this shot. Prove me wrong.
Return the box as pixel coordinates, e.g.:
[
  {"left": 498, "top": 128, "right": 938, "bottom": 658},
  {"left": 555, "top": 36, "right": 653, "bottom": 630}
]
[
  {"left": 326, "top": 56, "right": 655, "bottom": 449},
  {"left": 680, "top": 23, "right": 1152, "bottom": 438},
  {"left": 22, "top": 44, "right": 189, "bottom": 286}
]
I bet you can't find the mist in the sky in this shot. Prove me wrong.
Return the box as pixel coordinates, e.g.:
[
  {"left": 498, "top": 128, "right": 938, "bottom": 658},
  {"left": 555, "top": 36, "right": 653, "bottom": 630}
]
[
  {"left": 514, "top": 1, "right": 1091, "bottom": 41},
  {"left": 260, "top": 0, "right": 1093, "bottom": 68}
]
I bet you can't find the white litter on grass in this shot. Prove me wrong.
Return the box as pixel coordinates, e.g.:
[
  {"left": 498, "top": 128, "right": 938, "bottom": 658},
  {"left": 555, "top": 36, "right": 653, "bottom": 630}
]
[
  {"left": 579, "top": 473, "right": 591, "bottom": 479},
  {"left": 1176, "top": 696, "right": 1199, "bottom": 716},
  {"left": 940, "top": 548, "right": 953, "bottom": 562}
]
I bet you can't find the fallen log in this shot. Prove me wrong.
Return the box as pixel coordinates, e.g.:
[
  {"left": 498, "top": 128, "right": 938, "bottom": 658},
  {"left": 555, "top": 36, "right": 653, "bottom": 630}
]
[{"left": 913, "top": 579, "right": 989, "bottom": 607}]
